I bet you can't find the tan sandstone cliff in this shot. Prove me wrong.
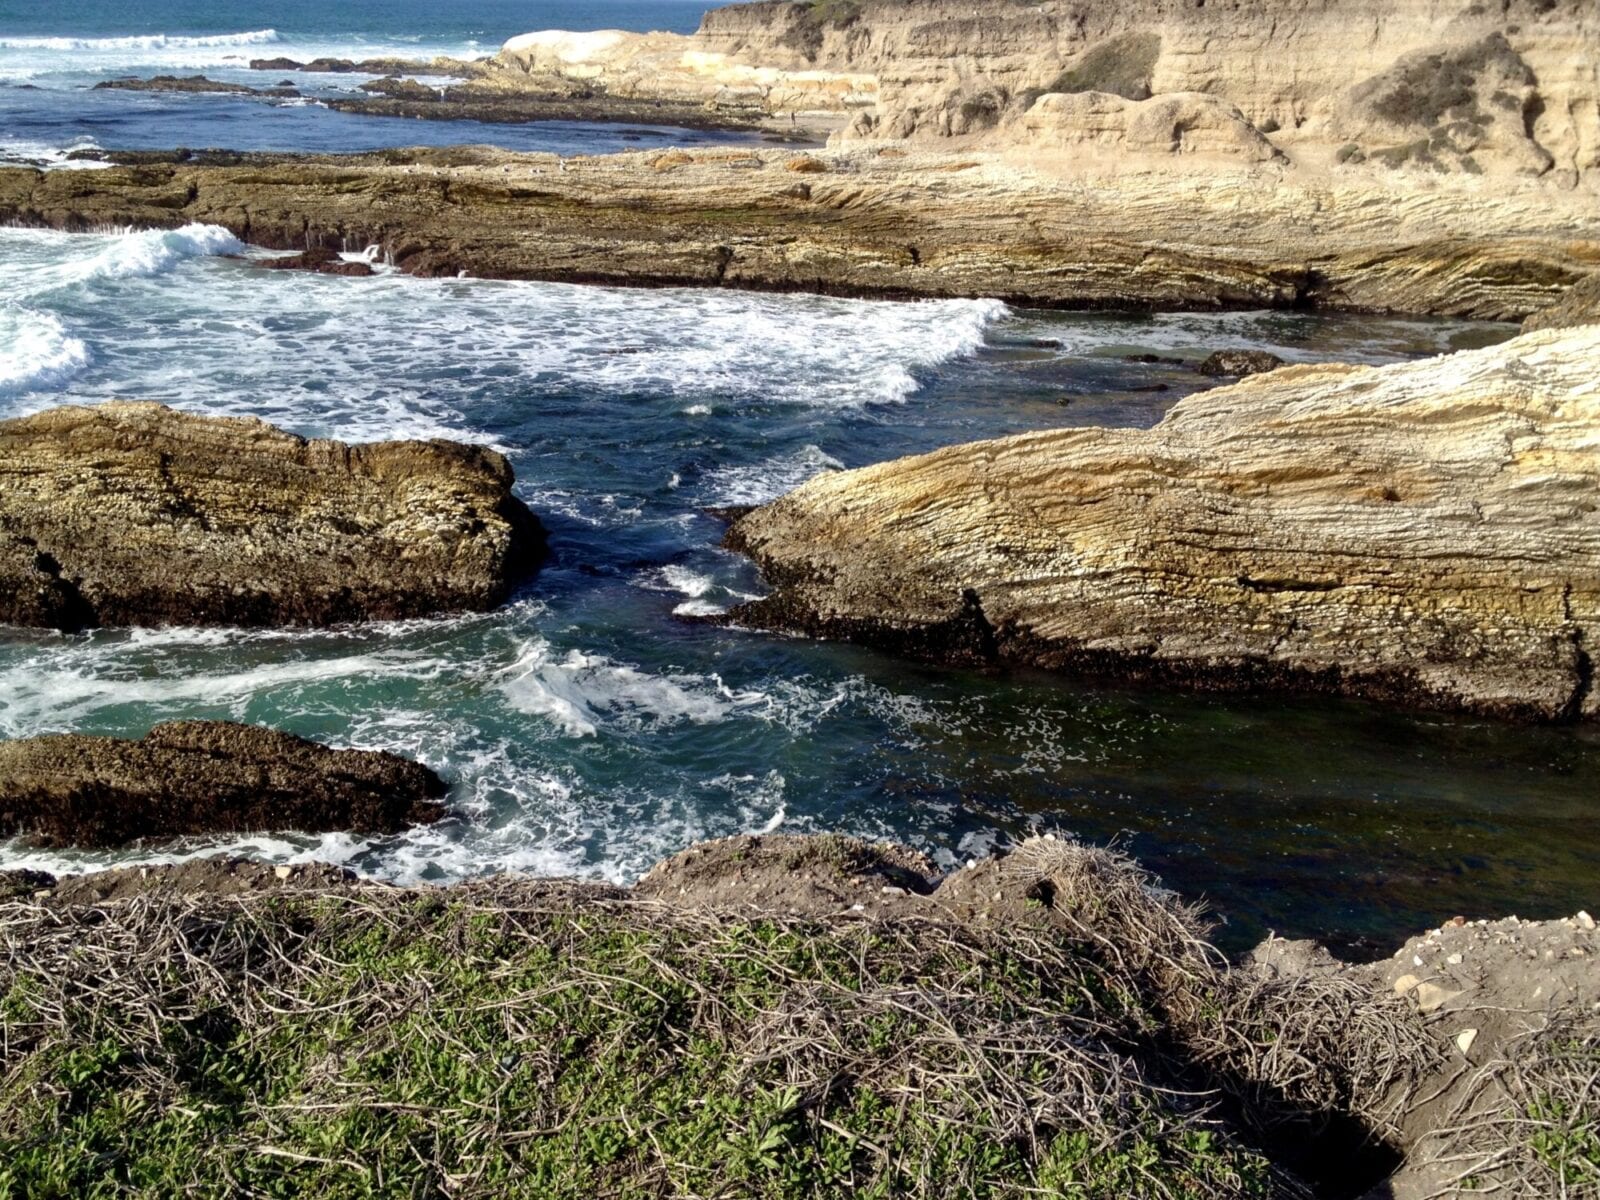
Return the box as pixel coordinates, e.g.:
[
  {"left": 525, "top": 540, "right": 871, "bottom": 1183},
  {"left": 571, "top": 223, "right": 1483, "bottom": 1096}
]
[
  {"left": 723, "top": 323, "right": 1600, "bottom": 722},
  {"left": 491, "top": 0, "right": 1598, "bottom": 192}
]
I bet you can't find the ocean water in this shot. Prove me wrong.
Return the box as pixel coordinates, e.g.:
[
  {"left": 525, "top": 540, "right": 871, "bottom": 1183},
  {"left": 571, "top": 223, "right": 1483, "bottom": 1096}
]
[
  {"left": 2, "top": 222, "right": 1596, "bottom": 954},
  {"left": 0, "top": 0, "right": 755, "bottom": 162}
]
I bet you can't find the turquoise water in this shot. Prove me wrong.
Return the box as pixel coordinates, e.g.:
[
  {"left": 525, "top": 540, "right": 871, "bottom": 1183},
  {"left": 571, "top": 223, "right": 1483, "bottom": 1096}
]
[
  {"left": 2, "top": 223, "right": 1595, "bottom": 954},
  {"left": 0, "top": 0, "right": 753, "bottom": 162}
]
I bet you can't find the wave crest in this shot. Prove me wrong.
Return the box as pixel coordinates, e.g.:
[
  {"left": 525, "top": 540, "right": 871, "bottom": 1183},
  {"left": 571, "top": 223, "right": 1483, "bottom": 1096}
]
[
  {"left": 0, "top": 29, "right": 279, "bottom": 53},
  {"left": 0, "top": 308, "right": 90, "bottom": 396},
  {"left": 69, "top": 224, "right": 246, "bottom": 285}
]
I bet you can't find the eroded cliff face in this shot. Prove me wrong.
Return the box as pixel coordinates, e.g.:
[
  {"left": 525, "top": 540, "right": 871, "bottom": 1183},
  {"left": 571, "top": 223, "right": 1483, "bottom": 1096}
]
[
  {"left": 488, "top": 26, "right": 876, "bottom": 124},
  {"left": 723, "top": 324, "right": 1600, "bottom": 722},
  {"left": 674, "top": 0, "right": 1600, "bottom": 187}
]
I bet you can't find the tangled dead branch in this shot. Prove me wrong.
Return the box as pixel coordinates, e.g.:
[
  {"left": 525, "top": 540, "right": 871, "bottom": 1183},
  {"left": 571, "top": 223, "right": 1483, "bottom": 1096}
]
[
  {"left": 1419, "top": 1019, "right": 1600, "bottom": 1198},
  {"left": 1, "top": 876, "right": 1302, "bottom": 1199}
]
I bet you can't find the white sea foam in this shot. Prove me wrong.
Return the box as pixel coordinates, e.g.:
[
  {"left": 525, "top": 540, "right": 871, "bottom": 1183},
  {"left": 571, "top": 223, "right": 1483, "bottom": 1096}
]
[
  {"left": 67, "top": 223, "right": 246, "bottom": 284},
  {"left": 0, "top": 27, "right": 486, "bottom": 85},
  {"left": 0, "top": 29, "right": 283, "bottom": 83},
  {"left": 0, "top": 30, "right": 282, "bottom": 53},
  {"left": 0, "top": 136, "right": 111, "bottom": 170},
  {"left": 0, "top": 307, "right": 90, "bottom": 395},
  {"left": 0, "top": 229, "right": 1008, "bottom": 442},
  {"left": 510, "top": 290, "right": 1008, "bottom": 407},
  {"left": 498, "top": 639, "right": 768, "bottom": 738},
  {"left": 698, "top": 445, "right": 845, "bottom": 506},
  {"left": 636, "top": 563, "right": 757, "bottom": 618}
]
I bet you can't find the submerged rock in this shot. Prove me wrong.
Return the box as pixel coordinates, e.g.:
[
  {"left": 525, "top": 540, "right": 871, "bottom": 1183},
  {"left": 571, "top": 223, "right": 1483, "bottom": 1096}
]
[
  {"left": 0, "top": 402, "right": 545, "bottom": 630},
  {"left": 0, "top": 721, "right": 447, "bottom": 847},
  {"left": 1195, "top": 348, "right": 1285, "bottom": 377},
  {"left": 358, "top": 75, "right": 443, "bottom": 102},
  {"left": 250, "top": 245, "right": 375, "bottom": 276},
  {"left": 722, "top": 325, "right": 1600, "bottom": 721},
  {"left": 92, "top": 74, "right": 266, "bottom": 96}
]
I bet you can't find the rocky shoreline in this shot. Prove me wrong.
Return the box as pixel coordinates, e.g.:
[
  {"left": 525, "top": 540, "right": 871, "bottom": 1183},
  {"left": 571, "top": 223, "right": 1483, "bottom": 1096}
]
[
  {"left": 0, "top": 722, "right": 447, "bottom": 848},
  {"left": 3, "top": 0, "right": 1598, "bottom": 1193},
  {"left": 719, "top": 321, "right": 1600, "bottom": 722},
  {"left": 3, "top": 144, "right": 1594, "bottom": 317}
]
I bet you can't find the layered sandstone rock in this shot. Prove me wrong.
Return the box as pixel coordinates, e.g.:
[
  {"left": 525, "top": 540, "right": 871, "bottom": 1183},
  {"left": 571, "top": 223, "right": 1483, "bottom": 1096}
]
[
  {"left": 684, "top": 0, "right": 1598, "bottom": 189},
  {"left": 0, "top": 402, "right": 544, "bottom": 631},
  {"left": 3, "top": 147, "right": 1595, "bottom": 320},
  {"left": 723, "top": 325, "right": 1600, "bottom": 721},
  {"left": 488, "top": 26, "right": 875, "bottom": 122},
  {"left": 1524, "top": 274, "right": 1600, "bottom": 332},
  {"left": 0, "top": 721, "right": 447, "bottom": 847},
  {"left": 1006, "top": 90, "right": 1281, "bottom": 163}
]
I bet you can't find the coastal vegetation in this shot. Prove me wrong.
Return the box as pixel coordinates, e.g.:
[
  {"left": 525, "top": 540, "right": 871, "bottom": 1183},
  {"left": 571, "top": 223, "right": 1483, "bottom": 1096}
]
[{"left": 0, "top": 840, "right": 1422, "bottom": 1199}]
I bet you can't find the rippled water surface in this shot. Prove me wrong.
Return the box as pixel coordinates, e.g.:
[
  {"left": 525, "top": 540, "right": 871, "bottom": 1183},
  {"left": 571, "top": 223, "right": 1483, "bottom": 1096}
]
[{"left": 3, "top": 224, "right": 1594, "bottom": 953}]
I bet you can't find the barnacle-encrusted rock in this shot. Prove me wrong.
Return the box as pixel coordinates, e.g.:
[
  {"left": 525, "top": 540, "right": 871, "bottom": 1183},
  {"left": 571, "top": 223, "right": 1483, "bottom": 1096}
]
[
  {"left": 0, "top": 401, "right": 544, "bottom": 630},
  {"left": 723, "top": 325, "right": 1600, "bottom": 721}
]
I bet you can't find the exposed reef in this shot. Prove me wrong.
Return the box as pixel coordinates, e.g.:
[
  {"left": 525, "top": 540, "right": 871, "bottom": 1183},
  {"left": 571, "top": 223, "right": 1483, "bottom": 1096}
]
[
  {"left": 2, "top": 146, "right": 1595, "bottom": 319},
  {"left": 0, "top": 721, "right": 447, "bottom": 847},
  {"left": 0, "top": 402, "right": 545, "bottom": 631},
  {"left": 93, "top": 74, "right": 298, "bottom": 98},
  {"left": 722, "top": 325, "right": 1600, "bottom": 722}
]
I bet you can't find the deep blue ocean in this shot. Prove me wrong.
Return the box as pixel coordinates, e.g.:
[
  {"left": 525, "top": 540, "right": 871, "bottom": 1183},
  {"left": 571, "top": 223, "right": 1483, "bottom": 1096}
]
[
  {"left": 2, "top": 3, "right": 1596, "bottom": 954},
  {"left": 0, "top": 0, "right": 741, "bottom": 161}
]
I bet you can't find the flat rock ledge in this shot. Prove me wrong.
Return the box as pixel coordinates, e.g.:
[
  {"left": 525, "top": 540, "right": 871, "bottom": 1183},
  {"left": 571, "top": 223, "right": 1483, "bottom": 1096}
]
[
  {"left": 0, "top": 721, "right": 447, "bottom": 848},
  {"left": 722, "top": 324, "right": 1600, "bottom": 721},
  {"left": 0, "top": 402, "right": 546, "bottom": 630}
]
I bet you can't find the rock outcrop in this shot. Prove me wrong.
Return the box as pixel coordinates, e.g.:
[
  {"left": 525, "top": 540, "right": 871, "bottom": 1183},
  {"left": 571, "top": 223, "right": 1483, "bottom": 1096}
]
[
  {"left": 1006, "top": 90, "right": 1281, "bottom": 163},
  {"left": 722, "top": 324, "right": 1600, "bottom": 722},
  {"left": 3, "top": 148, "right": 1596, "bottom": 320},
  {"left": 490, "top": 27, "right": 876, "bottom": 124},
  {"left": 684, "top": 0, "right": 1598, "bottom": 189},
  {"left": 1524, "top": 273, "right": 1600, "bottom": 332},
  {"left": 1195, "top": 349, "right": 1285, "bottom": 378},
  {"left": 0, "top": 721, "right": 447, "bottom": 847},
  {"left": 0, "top": 402, "right": 544, "bottom": 631}
]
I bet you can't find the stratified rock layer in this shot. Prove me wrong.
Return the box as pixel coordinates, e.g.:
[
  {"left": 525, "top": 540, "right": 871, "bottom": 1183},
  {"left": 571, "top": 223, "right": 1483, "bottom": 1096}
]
[
  {"left": 1523, "top": 273, "right": 1600, "bottom": 332},
  {"left": 1, "top": 149, "right": 1595, "bottom": 320},
  {"left": 725, "top": 325, "right": 1600, "bottom": 721},
  {"left": 0, "top": 402, "right": 545, "bottom": 630},
  {"left": 0, "top": 721, "right": 448, "bottom": 847}
]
